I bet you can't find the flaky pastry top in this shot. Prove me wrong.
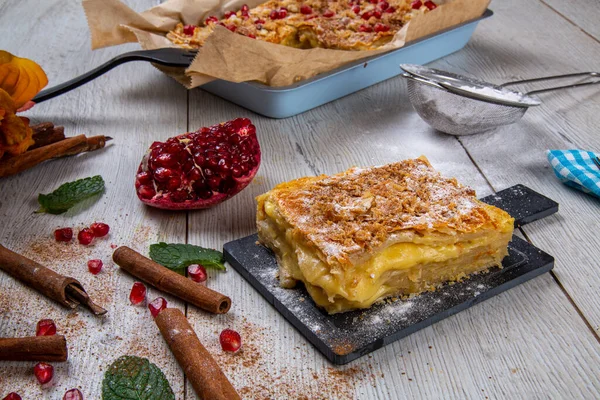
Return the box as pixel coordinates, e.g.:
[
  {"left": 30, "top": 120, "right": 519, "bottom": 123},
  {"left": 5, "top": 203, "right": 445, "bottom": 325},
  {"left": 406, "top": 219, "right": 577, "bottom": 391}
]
[{"left": 259, "top": 157, "right": 513, "bottom": 266}]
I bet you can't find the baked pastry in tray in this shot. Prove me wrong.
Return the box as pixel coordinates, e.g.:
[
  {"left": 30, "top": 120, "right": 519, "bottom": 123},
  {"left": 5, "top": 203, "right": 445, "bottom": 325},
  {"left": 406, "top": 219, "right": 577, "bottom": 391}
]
[
  {"left": 256, "top": 157, "right": 514, "bottom": 314},
  {"left": 167, "top": 0, "right": 438, "bottom": 51}
]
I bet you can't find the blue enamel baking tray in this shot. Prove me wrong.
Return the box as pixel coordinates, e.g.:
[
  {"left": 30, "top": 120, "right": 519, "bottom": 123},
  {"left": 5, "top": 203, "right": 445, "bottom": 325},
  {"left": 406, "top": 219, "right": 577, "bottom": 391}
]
[{"left": 200, "top": 9, "right": 493, "bottom": 118}]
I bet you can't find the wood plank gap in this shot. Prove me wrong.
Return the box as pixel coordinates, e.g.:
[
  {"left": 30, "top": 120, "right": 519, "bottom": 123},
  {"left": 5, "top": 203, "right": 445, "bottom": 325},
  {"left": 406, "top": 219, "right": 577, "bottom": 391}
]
[
  {"left": 456, "top": 136, "right": 496, "bottom": 191},
  {"left": 458, "top": 134, "right": 600, "bottom": 342},
  {"left": 539, "top": 0, "right": 600, "bottom": 45},
  {"left": 548, "top": 269, "right": 600, "bottom": 344},
  {"left": 518, "top": 228, "right": 600, "bottom": 344}
]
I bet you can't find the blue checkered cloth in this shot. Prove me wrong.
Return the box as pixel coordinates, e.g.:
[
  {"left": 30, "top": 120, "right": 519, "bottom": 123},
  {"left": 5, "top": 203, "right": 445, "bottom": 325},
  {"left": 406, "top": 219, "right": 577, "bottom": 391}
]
[{"left": 547, "top": 149, "right": 600, "bottom": 198}]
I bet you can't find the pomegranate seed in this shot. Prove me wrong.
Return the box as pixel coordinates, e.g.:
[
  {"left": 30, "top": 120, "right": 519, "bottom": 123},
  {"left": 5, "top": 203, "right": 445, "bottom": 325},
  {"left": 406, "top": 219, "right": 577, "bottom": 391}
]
[
  {"left": 167, "top": 176, "right": 182, "bottom": 191},
  {"left": 90, "top": 222, "right": 110, "bottom": 237},
  {"left": 205, "top": 16, "right": 218, "bottom": 24},
  {"left": 373, "top": 10, "right": 382, "bottom": 18},
  {"left": 300, "top": 5, "right": 312, "bottom": 14},
  {"left": 63, "top": 389, "right": 83, "bottom": 400},
  {"left": 411, "top": 0, "right": 422, "bottom": 9},
  {"left": 183, "top": 24, "right": 196, "bottom": 35},
  {"left": 374, "top": 23, "right": 390, "bottom": 32},
  {"left": 129, "top": 282, "right": 146, "bottom": 305},
  {"left": 187, "top": 168, "right": 202, "bottom": 182},
  {"left": 255, "top": 18, "right": 265, "bottom": 24},
  {"left": 241, "top": 4, "right": 249, "bottom": 13},
  {"left": 224, "top": 11, "right": 236, "bottom": 18},
  {"left": 148, "top": 297, "right": 167, "bottom": 317},
  {"left": 369, "top": 0, "right": 377, "bottom": 3},
  {"left": 150, "top": 141, "right": 163, "bottom": 150},
  {"left": 156, "top": 153, "right": 178, "bottom": 168},
  {"left": 87, "top": 259, "right": 103, "bottom": 275},
  {"left": 323, "top": 9, "right": 335, "bottom": 17},
  {"left": 424, "top": 0, "right": 437, "bottom": 9},
  {"left": 154, "top": 167, "right": 173, "bottom": 182},
  {"left": 220, "top": 329, "right": 242, "bottom": 352},
  {"left": 33, "top": 362, "right": 53, "bottom": 384},
  {"left": 226, "top": 24, "right": 237, "bottom": 32},
  {"left": 361, "top": 11, "right": 373, "bottom": 19},
  {"left": 378, "top": 1, "right": 389, "bottom": 10},
  {"left": 2, "top": 394, "right": 21, "bottom": 400},
  {"left": 77, "top": 228, "right": 94, "bottom": 246},
  {"left": 136, "top": 171, "right": 152, "bottom": 185},
  {"left": 188, "top": 265, "right": 207, "bottom": 283},
  {"left": 271, "top": 8, "right": 287, "bottom": 19},
  {"left": 54, "top": 228, "right": 73, "bottom": 242},
  {"left": 137, "top": 185, "right": 156, "bottom": 199},
  {"left": 36, "top": 319, "right": 57, "bottom": 336},
  {"left": 385, "top": 6, "right": 396, "bottom": 12},
  {"left": 247, "top": 34, "right": 256, "bottom": 39},
  {"left": 352, "top": 5, "right": 360, "bottom": 13},
  {"left": 359, "top": 24, "right": 373, "bottom": 32}
]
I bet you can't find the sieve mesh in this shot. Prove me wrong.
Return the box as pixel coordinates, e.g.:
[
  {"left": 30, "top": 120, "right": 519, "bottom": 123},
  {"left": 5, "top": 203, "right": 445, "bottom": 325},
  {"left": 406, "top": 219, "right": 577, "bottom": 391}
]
[{"left": 407, "top": 80, "right": 528, "bottom": 136}]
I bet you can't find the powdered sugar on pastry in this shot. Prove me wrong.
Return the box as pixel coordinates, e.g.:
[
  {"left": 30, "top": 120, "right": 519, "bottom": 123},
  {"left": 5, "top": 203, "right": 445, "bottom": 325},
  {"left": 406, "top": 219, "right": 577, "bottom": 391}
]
[{"left": 265, "top": 156, "right": 498, "bottom": 265}]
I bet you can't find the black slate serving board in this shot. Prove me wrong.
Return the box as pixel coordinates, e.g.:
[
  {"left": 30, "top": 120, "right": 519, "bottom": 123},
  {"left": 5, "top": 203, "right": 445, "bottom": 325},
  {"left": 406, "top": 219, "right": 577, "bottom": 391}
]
[{"left": 223, "top": 185, "right": 558, "bottom": 364}]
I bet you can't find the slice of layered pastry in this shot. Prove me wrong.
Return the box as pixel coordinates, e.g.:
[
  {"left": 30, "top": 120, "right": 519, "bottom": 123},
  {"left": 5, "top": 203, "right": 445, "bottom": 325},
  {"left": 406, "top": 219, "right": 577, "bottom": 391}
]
[{"left": 256, "top": 156, "right": 514, "bottom": 314}]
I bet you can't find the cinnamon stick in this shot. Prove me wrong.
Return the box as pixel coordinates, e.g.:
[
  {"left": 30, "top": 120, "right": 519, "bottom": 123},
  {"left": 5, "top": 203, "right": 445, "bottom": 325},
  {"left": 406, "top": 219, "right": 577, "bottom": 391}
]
[
  {"left": 0, "top": 134, "right": 110, "bottom": 178},
  {"left": 154, "top": 308, "right": 240, "bottom": 400},
  {"left": 31, "top": 122, "right": 55, "bottom": 135},
  {"left": 31, "top": 125, "right": 65, "bottom": 149},
  {"left": 113, "top": 247, "right": 231, "bottom": 314},
  {"left": 0, "top": 244, "right": 107, "bottom": 315},
  {"left": 0, "top": 335, "right": 68, "bottom": 362}
]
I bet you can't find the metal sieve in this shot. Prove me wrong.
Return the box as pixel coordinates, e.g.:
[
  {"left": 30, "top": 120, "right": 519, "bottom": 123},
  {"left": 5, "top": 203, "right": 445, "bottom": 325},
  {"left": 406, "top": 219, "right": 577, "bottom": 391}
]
[{"left": 400, "top": 64, "right": 600, "bottom": 136}]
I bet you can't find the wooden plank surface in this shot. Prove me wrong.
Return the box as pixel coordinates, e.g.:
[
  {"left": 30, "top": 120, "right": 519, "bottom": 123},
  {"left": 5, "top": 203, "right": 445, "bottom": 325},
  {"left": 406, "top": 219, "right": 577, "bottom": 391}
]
[
  {"left": 187, "top": 81, "right": 600, "bottom": 399},
  {"left": 432, "top": 0, "right": 600, "bottom": 333},
  {"left": 541, "top": 0, "right": 600, "bottom": 42},
  {"left": 1, "top": 0, "right": 600, "bottom": 399},
  {"left": 0, "top": 0, "right": 188, "bottom": 398}
]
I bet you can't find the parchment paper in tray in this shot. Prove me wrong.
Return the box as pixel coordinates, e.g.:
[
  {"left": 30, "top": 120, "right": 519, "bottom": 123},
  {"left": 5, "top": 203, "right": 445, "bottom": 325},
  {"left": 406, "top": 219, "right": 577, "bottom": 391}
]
[{"left": 83, "top": 0, "right": 490, "bottom": 88}]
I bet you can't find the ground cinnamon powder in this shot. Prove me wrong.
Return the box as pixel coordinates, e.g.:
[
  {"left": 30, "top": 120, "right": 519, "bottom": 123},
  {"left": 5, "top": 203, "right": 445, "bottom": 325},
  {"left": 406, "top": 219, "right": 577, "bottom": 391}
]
[{"left": 201, "top": 318, "right": 374, "bottom": 399}]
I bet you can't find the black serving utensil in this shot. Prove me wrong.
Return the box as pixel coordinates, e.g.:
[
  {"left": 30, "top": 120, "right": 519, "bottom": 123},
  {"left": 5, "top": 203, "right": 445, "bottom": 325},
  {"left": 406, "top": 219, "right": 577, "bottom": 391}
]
[{"left": 32, "top": 48, "right": 197, "bottom": 103}]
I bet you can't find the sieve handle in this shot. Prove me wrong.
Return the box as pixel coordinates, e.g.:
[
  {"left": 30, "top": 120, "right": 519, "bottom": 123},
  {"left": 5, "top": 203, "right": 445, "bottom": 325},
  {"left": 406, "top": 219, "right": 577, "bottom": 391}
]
[{"left": 499, "top": 72, "right": 600, "bottom": 95}]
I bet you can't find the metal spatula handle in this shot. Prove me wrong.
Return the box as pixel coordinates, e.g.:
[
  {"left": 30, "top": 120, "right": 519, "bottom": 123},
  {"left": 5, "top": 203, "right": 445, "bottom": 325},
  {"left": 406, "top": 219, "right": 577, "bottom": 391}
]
[
  {"left": 32, "top": 48, "right": 197, "bottom": 104},
  {"left": 500, "top": 72, "right": 600, "bottom": 95}
]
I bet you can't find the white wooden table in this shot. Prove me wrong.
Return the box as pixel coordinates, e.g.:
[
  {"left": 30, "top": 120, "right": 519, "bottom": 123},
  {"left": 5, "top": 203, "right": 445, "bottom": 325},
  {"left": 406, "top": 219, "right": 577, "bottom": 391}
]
[{"left": 1, "top": 0, "right": 599, "bottom": 398}]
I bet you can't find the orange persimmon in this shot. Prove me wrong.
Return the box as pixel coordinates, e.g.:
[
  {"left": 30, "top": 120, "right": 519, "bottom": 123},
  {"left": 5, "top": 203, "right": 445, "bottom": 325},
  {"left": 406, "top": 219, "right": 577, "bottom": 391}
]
[{"left": 0, "top": 51, "right": 48, "bottom": 159}]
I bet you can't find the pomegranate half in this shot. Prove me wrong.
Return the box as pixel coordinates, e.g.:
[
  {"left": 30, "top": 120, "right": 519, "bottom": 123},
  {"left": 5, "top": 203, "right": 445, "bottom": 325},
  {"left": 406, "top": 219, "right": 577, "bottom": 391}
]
[{"left": 135, "top": 118, "right": 261, "bottom": 209}]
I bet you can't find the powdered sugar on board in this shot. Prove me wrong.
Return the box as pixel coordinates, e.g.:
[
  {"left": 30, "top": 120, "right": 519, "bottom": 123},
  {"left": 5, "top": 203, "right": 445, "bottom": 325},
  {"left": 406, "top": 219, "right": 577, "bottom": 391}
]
[{"left": 223, "top": 233, "right": 552, "bottom": 364}]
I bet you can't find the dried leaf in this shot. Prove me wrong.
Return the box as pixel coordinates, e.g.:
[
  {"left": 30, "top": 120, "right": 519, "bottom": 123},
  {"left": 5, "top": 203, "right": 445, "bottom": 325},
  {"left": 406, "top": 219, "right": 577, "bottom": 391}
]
[
  {"left": 0, "top": 50, "right": 48, "bottom": 109},
  {"left": 0, "top": 88, "right": 34, "bottom": 159},
  {"left": 0, "top": 51, "right": 47, "bottom": 159}
]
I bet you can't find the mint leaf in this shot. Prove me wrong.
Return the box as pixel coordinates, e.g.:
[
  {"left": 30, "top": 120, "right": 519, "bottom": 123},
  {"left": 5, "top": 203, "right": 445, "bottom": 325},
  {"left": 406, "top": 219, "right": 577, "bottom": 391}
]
[
  {"left": 37, "top": 175, "right": 105, "bottom": 214},
  {"left": 102, "top": 355, "right": 175, "bottom": 400},
  {"left": 149, "top": 242, "right": 226, "bottom": 271}
]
